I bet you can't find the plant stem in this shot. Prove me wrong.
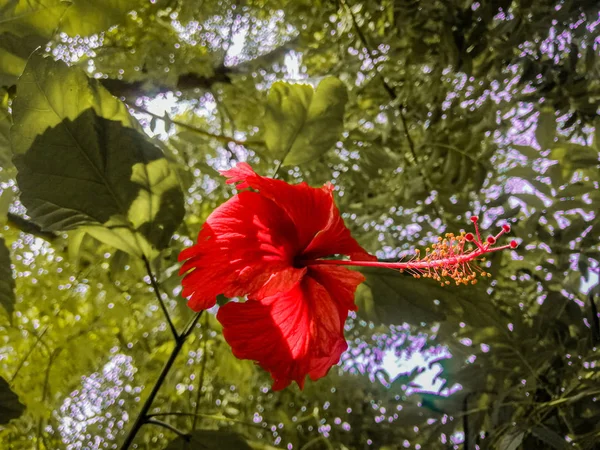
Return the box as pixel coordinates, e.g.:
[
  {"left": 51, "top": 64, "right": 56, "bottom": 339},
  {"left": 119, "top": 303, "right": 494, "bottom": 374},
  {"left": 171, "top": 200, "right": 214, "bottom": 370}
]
[
  {"left": 142, "top": 255, "right": 179, "bottom": 341},
  {"left": 120, "top": 312, "right": 203, "bottom": 449},
  {"left": 128, "top": 103, "right": 260, "bottom": 148},
  {"left": 146, "top": 418, "right": 189, "bottom": 439},
  {"left": 11, "top": 326, "right": 48, "bottom": 382},
  {"left": 192, "top": 313, "right": 209, "bottom": 431}
]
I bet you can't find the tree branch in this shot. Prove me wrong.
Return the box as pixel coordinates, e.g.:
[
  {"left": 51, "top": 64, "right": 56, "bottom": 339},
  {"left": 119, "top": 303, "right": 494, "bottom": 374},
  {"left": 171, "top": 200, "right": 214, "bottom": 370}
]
[
  {"left": 128, "top": 103, "right": 262, "bottom": 148},
  {"left": 102, "top": 38, "right": 299, "bottom": 99},
  {"left": 120, "top": 312, "right": 203, "bottom": 450}
]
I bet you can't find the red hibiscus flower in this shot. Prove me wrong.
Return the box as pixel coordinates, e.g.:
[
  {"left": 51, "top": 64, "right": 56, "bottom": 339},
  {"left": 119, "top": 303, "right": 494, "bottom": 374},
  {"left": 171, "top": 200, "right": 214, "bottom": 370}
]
[
  {"left": 179, "top": 163, "right": 376, "bottom": 390},
  {"left": 179, "top": 163, "right": 517, "bottom": 390}
]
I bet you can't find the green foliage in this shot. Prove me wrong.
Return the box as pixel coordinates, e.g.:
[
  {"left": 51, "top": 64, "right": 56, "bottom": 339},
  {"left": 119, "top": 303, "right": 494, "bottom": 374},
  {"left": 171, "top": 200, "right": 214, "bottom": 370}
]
[
  {"left": 164, "top": 430, "right": 252, "bottom": 450},
  {"left": 264, "top": 77, "right": 348, "bottom": 166},
  {"left": 0, "top": 236, "right": 14, "bottom": 316},
  {"left": 0, "top": 376, "right": 24, "bottom": 424},
  {"left": 11, "top": 54, "right": 184, "bottom": 258},
  {"left": 0, "top": 0, "right": 599, "bottom": 449}
]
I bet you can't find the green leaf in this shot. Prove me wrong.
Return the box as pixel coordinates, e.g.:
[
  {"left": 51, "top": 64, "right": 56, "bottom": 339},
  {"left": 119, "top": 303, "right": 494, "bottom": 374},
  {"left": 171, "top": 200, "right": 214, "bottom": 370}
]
[
  {"left": 536, "top": 111, "right": 555, "bottom": 150},
  {"left": 0, "top": 98, "right": 11, "bottom": 168},
  {"left": 11, "top": 53, "right": 136, "bottom": 155},
  {"left": 264, "top": 77, "right": 348, "bottom": 166},
  {"left": 0, "top": 376, "right": 24, "bottom": 424},
  {"left": 11, "top": 55, "right": 184, "bottom": 258},
  {"left": 0, "top": 0, "right": 69, "bottom": 38},
  {"left": 164, "top": 430, "right": 253, "bottom": 450},
  {"left": 531, "top": 426, "right": 569, "bottom": 449},
  {"left": 512, "top": 193, "right": 548, "bottom": 212},
  {"left": 356, "top": 268, "right": 446, "bottom": 326},
  {"left": 0, "top": 0, "right": 70, "bottom": 85},
  {"left": 498, "top": 430, "right": 524, "bottom": 450},
  {"left": 0, "top": 237, "right": 15, "bottom": 316},
  {"left": 14, "top": 110, "right": 184, "bottom": 258},
  {"left": 512, "top": 145, "right": 540, "bottom": 160},
  {"left": 357, "top": 268, "right": 503, "bottom": 328},
  {"left": 60, "top": 0, "right": 137, "bottom": 36}
]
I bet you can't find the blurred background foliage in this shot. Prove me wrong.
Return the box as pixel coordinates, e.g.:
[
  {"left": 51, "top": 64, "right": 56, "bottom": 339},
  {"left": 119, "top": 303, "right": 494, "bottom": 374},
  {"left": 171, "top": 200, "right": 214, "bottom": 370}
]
[{"left": 0, "top": 0, "right": 599, "bottom": 449}]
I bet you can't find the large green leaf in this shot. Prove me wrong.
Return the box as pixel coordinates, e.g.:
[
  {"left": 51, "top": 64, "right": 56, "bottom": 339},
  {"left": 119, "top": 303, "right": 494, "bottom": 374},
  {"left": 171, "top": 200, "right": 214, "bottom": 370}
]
[
  {"left": 264, "top": 77, "right": 348, "bottom": 166},
  {"left": 164, "top": 430, "right": 253, "bottom": 450},
  {"left": 0, "top": 0, "right": 69, "bottom": 85},
  {"left": 11, "top": 55, "right": 184, "bottom": 258},
  {"left": 356, "top": 268, "right": 502, "bottom": 328},
  {"left": 0, "top": 376, "right": 24, "bottom": 424},
  {"left": 11, "top": 53, "right": 136, "bottom": 155},
  {"left": 0, "top": 237, "right": 15, "bottom": 316},
  {"left": 356, "top": 268, "right": 446, "bottom": 326},
  {"left": 0, "top": 0, "right": 137, "bottom": 85},
  {"left": 60, "top": 0, "right": 139, "bottom": 36},
  {"left": 0, "top": 0, "right": 68, "bottom": 38}
]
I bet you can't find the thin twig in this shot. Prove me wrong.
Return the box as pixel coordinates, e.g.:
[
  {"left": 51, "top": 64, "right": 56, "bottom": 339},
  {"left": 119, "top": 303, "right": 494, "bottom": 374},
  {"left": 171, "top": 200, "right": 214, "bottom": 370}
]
[
  {"left": 147, "top": 412, "right": 264, "bottom": 429},
  {"left": 192, "top": 313, "right": 209, "bottom": 431},
  {"left": 120, "top": 312, "right": 203, "bottom": 450},
  {"left": 141, "top": 255, "right": 179, "bottom": 341},
  {"left": 38, "top": 348, "right": 63, "bottom": 450},
  {"left": 11, "top": 326, "right": 49, "bottom": 382},
  {"left": 128, "top": 103, "right": 261, "bottom": 148},
  {"left": 146, "top": 418, "right": 189, "bottom": 439}
]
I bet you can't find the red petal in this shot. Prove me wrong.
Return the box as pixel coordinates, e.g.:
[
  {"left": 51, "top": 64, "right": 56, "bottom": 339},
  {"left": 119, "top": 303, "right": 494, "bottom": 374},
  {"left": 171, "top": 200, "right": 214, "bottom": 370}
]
[
  {"left": 179, "top": 191, "right": 305, "bottom": 311},
  {"left": 307, "top": 266, "right": 365, "bottom": 312},
  {"left": 222, "top": 163, "right": 375, "bottom": 262},
  {"left": 217, "top": 277, "right": 348, "bottom": 390}
]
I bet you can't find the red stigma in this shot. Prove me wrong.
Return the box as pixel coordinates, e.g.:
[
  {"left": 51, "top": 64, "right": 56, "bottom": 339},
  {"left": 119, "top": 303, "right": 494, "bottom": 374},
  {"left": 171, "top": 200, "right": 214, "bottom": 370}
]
[
  {"left": 510, "top": 240, "right": 518, "bottom": 248},
  {"left": 470, "top": 215, "right": 479, "bottom": 223},
  {"left": 487, "top": 236, "right": 496, "bottom": 244},
  {"left": 502, "top": 224, "right": 511, "bottom": 233},
  {"left": 465, "top": 232, "right": 474, "bottom": 241}
]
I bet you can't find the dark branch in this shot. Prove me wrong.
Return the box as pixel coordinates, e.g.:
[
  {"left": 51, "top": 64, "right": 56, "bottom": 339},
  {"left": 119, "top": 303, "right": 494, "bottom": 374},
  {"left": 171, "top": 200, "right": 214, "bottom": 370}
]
[{"left": 101, "top": 38, "right": 299, "bottom": 99}]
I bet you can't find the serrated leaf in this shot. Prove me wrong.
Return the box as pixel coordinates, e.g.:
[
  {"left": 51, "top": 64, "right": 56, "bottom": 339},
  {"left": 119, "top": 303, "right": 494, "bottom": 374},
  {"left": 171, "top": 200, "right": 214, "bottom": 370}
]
[
  {"left": 11, "top": 55, "right": 184, "bottom": 258},
  {"left": 0, "top": 376, "right": 24, "bottom": 424},
  {"left": 11, "top": 53, "right": 136, "bottom": 155},
  {"left": 264, "top": 77, "right": 348, "bottom": 166},
  {"left": 0, "top": 237, "right": 15, "bottom": 317},
  {"left": 164, "top": 430, "right": 252, "bottom": 450}
]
